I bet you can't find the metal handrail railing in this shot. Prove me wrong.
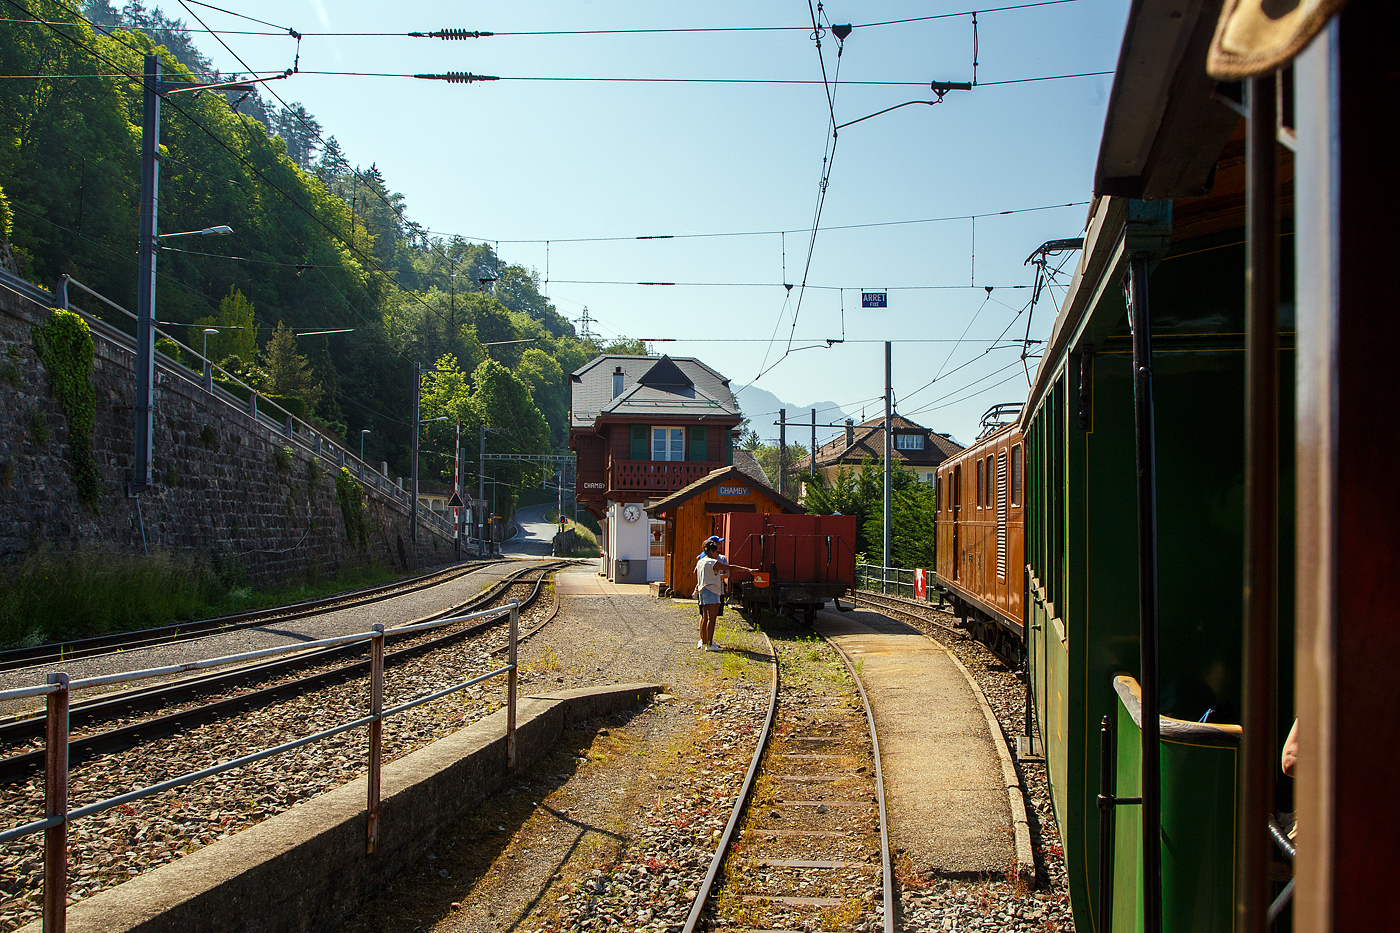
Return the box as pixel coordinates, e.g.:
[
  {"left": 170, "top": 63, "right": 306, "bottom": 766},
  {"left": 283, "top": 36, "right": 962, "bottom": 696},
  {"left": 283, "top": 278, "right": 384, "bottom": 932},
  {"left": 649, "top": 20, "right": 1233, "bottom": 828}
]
[
  {"left": 49, "top": 274, "right": 458, "bottom": 539},
  {"left": 0, "top": 599, "right": 522, "bottom": 929},
  {"left": 855, "top": 562, "right": 923, "bottom": 599}
]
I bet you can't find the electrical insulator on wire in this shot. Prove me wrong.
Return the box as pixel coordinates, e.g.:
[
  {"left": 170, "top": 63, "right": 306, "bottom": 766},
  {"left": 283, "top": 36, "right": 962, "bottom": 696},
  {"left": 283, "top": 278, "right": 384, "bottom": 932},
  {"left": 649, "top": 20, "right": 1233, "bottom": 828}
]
[
  {"left": 413, "top": 72, "right": 501, "bottom": 83},
  {"left": 410, "top": 29, "right": 493, "bottom": 39}
]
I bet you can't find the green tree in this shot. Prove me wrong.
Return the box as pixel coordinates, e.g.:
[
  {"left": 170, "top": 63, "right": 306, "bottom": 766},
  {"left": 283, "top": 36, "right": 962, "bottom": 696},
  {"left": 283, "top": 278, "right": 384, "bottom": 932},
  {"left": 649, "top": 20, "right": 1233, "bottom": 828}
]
[
  {"left": 193, "top": 286, "right": 257, "bottom": 366},
  {"left": 515, "top": 348, "right": 567, "bottom": 445},
  {"left": 260, "top": 322, "right": 323, "bottom": 409}
]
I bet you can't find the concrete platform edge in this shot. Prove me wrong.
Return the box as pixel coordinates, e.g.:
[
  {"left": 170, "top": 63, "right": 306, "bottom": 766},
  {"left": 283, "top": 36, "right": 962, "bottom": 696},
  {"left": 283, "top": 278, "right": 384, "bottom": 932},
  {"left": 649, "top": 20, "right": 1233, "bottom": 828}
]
[
  {"left": 936, "top": 644, "right": 1036, "bottom": 885},
  {"left": 23, "top": 682, "right": 663, "bottom": 933}
]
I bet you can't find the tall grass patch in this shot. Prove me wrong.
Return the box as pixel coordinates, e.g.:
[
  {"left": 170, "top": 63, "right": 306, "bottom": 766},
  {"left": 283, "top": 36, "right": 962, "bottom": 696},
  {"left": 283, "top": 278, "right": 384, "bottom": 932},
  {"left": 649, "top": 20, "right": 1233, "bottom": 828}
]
[{"left": 0, "top": 547, "right": 228, "bottom": 646}]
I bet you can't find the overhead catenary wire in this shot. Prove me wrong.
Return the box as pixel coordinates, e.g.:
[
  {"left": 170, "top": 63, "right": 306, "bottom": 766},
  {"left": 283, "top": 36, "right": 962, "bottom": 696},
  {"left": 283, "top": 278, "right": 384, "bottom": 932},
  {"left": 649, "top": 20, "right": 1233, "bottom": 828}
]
[{"left": 0, "top": 1, "right": 1089, "bottom": 38}]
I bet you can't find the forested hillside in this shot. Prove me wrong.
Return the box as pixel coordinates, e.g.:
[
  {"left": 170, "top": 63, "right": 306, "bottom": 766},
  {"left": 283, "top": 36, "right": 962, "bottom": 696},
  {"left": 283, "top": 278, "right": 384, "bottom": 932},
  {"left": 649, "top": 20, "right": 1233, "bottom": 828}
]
[{"left": 0, "top": 1, "right": 644, "bottom": 517}]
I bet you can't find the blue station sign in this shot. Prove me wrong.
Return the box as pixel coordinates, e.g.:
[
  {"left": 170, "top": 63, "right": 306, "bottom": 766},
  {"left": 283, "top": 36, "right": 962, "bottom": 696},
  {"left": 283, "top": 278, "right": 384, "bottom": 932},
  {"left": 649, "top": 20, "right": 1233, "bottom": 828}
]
[{"left": 861, "top": 291, "right": 887, "bottom": 308}]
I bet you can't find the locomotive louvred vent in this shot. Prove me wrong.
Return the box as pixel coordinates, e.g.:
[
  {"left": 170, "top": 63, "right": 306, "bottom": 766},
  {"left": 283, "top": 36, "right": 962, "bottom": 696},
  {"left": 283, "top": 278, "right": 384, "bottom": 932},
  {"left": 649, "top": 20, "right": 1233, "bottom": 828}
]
[{"left": 996, "top": 450, "right": 1008, "bottom": 580}]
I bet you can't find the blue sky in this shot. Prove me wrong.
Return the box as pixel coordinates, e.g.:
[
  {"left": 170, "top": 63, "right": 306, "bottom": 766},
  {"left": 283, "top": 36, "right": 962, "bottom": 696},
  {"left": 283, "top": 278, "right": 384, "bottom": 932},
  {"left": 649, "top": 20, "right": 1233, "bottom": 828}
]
[{"left": 158, "top": 0, "right": 1131, "bottom": 445}]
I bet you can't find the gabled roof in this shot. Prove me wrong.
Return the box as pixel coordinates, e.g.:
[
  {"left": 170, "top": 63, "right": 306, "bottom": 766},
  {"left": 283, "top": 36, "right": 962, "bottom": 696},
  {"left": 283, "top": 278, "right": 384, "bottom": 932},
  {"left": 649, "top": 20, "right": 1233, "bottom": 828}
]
[
  {"left": 570, "top": 354, "right": 739, "bottom": 429},
  {"left": 814, "top": 414, "right": 963, "bottom": 469},
  {"left": 646, "top": 464, "right": 805, "bottom": 517}
]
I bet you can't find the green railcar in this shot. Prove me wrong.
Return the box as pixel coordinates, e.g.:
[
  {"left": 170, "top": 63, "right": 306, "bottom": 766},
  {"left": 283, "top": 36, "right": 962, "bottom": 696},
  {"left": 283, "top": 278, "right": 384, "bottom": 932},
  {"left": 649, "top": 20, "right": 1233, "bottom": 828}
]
[{"left": 1020, "top": 4, "right": 1299, "bottom": 925}]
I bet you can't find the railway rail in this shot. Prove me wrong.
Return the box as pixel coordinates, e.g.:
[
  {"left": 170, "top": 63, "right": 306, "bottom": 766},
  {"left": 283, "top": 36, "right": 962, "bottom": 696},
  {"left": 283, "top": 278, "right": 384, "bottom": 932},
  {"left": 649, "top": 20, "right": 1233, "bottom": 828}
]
[
  {"left": 851, "top": 590, "right": 1025, "bottom": 668},
  {"left": 0, "top": 558, "right": 520, "bottom": 674},
  {"left": 0, "top": 562, "right": 567, "bottom": 781},
  {"left": 683, "top": 625, "right": 895, "bottom": 933}
]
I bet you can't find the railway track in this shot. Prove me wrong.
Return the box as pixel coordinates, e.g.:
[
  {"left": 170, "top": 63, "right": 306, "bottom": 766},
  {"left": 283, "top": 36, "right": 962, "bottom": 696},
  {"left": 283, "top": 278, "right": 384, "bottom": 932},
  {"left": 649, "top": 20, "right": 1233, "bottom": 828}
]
[
  {"left": 851, "top": 590, "right": 1023, "bottom": 668},
  {"left": 0, "top": 561, "right": 567, "bottom": 781},
  {"left": 684, "top": 625, "right": 895, "bottom": 933},
  {"left": 0, "top": 558, "right": 519, "bottom": 674}
]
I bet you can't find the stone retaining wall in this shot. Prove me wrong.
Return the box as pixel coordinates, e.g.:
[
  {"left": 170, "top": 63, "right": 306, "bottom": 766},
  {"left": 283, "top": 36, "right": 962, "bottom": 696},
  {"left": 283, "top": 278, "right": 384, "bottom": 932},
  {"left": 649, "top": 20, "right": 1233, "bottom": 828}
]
[{"left": 0, "top": 274, "right": 456, "bottom": 583}]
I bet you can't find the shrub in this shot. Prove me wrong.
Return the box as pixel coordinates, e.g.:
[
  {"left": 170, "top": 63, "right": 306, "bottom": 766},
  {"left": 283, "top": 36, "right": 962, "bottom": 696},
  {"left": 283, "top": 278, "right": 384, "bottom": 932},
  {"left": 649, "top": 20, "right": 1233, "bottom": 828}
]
[{"left": 34, "top": 310, "right": 99, "bottom": 508}]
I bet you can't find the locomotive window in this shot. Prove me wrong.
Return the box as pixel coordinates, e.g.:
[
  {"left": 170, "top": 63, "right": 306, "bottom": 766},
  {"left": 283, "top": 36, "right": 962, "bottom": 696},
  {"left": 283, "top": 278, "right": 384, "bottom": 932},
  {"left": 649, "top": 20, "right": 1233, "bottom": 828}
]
[
  {"left": 976, "top": 460, "right": 984, "bottom": 509},
  {"left": 1011, "top": 445, "right": 1022, "bottom": 507},
  {"left": 985, "top": 456, "right": 994, "bottom": 507}
]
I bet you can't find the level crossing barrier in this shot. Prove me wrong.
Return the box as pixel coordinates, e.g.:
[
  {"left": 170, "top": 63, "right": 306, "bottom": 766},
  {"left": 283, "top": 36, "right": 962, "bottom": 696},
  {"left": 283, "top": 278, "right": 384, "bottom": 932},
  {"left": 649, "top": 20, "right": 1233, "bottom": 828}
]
[{"left": 0, "top": 600, "right": 521, "bottom": 932}]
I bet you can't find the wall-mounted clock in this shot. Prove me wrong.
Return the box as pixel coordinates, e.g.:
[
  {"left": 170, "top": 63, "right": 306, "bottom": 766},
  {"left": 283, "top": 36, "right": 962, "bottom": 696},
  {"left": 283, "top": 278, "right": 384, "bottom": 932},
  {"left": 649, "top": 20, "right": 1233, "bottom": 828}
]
[{"left": 622, "top": 504, "right": 642, "bottom": 523}]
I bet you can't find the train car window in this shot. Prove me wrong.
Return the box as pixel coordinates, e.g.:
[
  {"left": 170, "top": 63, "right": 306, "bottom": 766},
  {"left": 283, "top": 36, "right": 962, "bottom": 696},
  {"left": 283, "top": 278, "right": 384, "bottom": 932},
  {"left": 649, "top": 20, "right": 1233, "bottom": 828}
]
[
  {"left": 985, "top": 456, "right": 995, "bottom": 507},
  {"left": 1011, "top": 445, "right": 1022, "bottom": 507},
  {"left": 976, "top": 459, "right": 984, "bottom": 508}
]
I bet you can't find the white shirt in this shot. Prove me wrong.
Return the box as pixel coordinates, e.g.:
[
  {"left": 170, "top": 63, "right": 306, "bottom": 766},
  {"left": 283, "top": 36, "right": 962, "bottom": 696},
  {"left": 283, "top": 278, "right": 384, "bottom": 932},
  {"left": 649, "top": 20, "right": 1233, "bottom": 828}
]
[{"left": 694, "top": 555, "right": 725, "bottom": 596}]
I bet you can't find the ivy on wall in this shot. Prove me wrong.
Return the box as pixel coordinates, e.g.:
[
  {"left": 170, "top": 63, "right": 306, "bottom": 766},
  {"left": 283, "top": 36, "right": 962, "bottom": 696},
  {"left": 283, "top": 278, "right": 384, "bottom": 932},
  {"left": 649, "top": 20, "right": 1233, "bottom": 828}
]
[
  {"left": 335, "top": 467, "right": 369, "bottom": 548},
  {"left": 34, "top": 310, "right": 100, "bottom": 509}
]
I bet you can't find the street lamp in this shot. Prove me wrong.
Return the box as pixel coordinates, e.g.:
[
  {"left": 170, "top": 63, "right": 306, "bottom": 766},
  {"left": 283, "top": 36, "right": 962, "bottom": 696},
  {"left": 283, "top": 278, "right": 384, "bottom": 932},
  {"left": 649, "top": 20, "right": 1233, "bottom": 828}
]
[
  {"left": 201, "top": 327, "right": 218, "bottom": 363},
  {"left": 157, "top": 225, "right": 234, "bottom": 239},
  {"left": 360, "top": 428, "right": 371, "bottom": 463}
]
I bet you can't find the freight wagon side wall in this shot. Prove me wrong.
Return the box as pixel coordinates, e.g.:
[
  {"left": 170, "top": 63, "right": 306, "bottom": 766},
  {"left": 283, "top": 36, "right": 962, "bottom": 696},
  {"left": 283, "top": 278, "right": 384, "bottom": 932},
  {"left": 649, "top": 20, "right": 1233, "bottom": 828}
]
[
  {"left": 0, "top": 277, "right": 456, "bottom": 584},
  {"left": 719, "top": 512, "right": 857, "bottom": 588}
]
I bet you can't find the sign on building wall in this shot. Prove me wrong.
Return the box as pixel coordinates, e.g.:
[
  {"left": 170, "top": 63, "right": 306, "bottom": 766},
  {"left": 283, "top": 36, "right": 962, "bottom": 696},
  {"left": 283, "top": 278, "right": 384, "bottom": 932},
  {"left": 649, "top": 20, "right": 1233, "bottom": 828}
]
[{"left": 717, "top": 485, "right": 750, "bottom": 496}]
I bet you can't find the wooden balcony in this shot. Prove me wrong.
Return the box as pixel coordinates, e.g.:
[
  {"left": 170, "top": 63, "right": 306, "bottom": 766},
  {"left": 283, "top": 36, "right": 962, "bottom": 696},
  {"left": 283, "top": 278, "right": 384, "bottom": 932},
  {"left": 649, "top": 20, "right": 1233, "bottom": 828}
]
[{"left": 610, "top": 460, "right": 721, "bottom": 492}]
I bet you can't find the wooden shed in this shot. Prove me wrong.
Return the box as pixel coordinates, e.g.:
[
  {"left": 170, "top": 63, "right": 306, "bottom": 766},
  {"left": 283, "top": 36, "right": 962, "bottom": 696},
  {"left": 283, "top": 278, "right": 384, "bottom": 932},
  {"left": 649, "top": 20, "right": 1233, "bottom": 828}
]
[{"left": 647, "top": 465, "right": 804, "bottom": 597}]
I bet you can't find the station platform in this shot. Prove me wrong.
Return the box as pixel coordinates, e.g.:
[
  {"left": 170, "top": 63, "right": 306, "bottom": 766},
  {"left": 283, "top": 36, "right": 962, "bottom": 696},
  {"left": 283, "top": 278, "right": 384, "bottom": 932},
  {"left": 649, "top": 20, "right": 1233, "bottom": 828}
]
[
  {"left": 552, "top": 564, "right": 652, "bottom": 597},
  {"left": 814, "top": 608, "right": 1024, "bottom": 877}
]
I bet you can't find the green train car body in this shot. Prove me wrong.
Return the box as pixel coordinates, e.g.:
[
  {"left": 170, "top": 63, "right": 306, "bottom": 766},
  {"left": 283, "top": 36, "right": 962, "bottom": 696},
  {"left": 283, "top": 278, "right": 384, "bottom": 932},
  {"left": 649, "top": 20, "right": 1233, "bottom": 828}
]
[{"left": 1023, "top": 193, "right": 1295, "bottom": 932}]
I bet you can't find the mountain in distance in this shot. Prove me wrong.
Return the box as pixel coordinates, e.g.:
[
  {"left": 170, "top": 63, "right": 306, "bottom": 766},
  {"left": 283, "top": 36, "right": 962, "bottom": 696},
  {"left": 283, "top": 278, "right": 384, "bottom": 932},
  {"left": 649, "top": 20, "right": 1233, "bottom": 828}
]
[{"left": 734, "top": 385, "right": 858, "bottom": 446}]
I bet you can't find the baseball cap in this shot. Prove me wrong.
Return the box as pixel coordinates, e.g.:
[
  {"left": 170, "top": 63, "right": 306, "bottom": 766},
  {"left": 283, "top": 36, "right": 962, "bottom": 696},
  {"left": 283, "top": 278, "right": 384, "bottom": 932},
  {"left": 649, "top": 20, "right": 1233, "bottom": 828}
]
[{"left": 705, "top": 535, "right": 724, "bottom": 545}]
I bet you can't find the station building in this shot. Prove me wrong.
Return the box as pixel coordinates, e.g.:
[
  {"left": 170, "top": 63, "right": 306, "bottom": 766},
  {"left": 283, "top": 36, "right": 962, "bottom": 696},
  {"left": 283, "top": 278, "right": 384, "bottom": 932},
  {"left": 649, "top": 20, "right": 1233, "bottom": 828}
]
[{"left": 570, "top": 354, "right": 781, "bottom": 584}]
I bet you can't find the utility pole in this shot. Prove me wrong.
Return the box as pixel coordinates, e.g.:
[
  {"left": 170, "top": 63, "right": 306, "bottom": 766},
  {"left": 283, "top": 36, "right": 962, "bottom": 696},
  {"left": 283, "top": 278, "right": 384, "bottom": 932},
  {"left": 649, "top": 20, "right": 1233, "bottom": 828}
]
[
  {"left": 454, "top": 419, "right": 462, "bottom": 562},
  {"left": 778, "top": 409, "right": 787, "bottom": 497},
  {"left": 884, "top": 341, "right": 893, "bottom": 580},
  {"left": 810, "top": 407, "right": 817, "bottom": 478},
  {"left": 132, "top": 54, "right": 162, "bottom": 492},
  {"left": 410, "top": 362, "right": 421, "bottom": 543},
  {"left": 478, "top": 422, "right": 487, "bottom": 557}
]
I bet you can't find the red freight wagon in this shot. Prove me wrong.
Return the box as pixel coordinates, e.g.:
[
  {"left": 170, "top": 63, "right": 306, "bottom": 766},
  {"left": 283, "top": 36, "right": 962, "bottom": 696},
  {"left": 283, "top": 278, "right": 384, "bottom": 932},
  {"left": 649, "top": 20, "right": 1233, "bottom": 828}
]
[{"left": 718, "top": 512, "right": 858, "bottom": 624}]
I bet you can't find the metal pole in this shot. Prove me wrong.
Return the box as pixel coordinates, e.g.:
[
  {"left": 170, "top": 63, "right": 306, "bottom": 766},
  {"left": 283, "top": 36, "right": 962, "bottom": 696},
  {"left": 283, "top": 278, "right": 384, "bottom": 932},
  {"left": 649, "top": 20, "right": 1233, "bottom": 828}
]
[
  {"left": 43, "top": 672, "right": 70, "bottom": 933},
  {"left": 1237, "top": 72, "right": 1279, "bottom": 933},
  {"left": 478, "top": 423, "right": 487, "bottom": 558},
  {"left": 366, "top": 624, "right": 384, "bottom": 854},
  {"left": 810, "top": 407, "right": 817, "bottom": 479},
  {"left": 778, "top": 409, "right": 786, "bottom": 496},
  {"left": 507, "top": 600, "right": 519, "bottom": 768},
  {"left": 132, "top": 54, "right": 162, "bottom": 492},
  {"left": 410, "top": 362, "right": 421, "bottom": 544},
  {"left": 884, "top": 341, "right": 893, "bottom": 580},
  {"left": 1125, "top": 254, "right": 1162, "bottom": 933}
]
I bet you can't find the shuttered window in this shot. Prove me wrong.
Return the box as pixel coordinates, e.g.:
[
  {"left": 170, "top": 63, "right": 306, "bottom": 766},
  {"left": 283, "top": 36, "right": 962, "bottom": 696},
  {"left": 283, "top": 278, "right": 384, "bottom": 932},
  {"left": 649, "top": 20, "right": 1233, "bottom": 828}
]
[
  {"left": 996, "top": 450, "right": 1009, "bottom": 580},
  {"left": 630, "top": 424, "right": 648, "bottom": 460},
  {"left": 687, "top": 426, "right": 708, "bottom": 461}
]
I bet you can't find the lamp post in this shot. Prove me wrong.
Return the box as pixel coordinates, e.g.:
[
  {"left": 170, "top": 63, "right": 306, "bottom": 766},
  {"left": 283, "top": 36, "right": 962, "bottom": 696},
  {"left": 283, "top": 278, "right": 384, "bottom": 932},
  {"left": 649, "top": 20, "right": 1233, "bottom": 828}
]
[
  {"left": 360, "top": 429, "right": 371, "bottom": 477},
  {"left": 200, "top": 327, "right": 218, "bottom": 390}
]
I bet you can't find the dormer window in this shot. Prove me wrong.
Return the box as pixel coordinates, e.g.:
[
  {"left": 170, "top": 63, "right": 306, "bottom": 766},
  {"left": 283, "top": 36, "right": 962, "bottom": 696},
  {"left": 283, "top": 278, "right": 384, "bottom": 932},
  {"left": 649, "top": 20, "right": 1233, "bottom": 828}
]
[
  {"left": 612, "top": 366, "right": 624, "bottom": 398},
  {"left": 894, "top": 433, "right": 925, "bottom": 451}
]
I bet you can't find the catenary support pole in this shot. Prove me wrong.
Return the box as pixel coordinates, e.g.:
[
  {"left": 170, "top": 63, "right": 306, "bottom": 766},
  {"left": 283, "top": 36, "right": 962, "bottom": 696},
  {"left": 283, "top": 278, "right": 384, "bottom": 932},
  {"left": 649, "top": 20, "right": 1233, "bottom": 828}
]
[
  {"left": 778, "top": 409, "right": 786, "bottom": 497},
  {"left": 478, "top": 423, "right": 487, "bottom": 558},
  {"left": 810, "top": 407, "right": 817, "bottom": 479},
  {"left": 1125, "top": 254, "right": 1162, "bottom": 933},
  {"left": 133, "top": 54, "right": 162, "bottom": 492},
  {"left": 410, "top": 362, "right": 421, "bottom": 543},
  {"left": 1237, "top": 71, "right": 1279, "bottom": 933},
  {"left": 884, "top": 341, "right": 893, "bottom": 581}
]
